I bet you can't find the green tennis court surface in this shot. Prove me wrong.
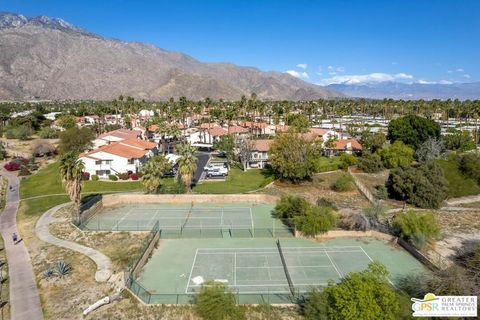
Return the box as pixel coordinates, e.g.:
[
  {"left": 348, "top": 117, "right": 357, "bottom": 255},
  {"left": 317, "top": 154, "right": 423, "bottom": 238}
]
[
  {"left": 134, "top": 237, "right": 426, "bottom": 304},
  {"left": 82, "top": 202, "right": 294, "bottom": 237}
]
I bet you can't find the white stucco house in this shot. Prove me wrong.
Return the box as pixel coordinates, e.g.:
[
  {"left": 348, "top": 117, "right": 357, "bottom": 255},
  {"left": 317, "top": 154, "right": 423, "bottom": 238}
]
[
  {"left": 92, "top": 129, "right": 143, "bottom": 149},
  {"left": 79, "top": 138, "right": 157, "bottom": 178},
  {"left": 248, "top": 139, "right": 272, "bottom": 169}
]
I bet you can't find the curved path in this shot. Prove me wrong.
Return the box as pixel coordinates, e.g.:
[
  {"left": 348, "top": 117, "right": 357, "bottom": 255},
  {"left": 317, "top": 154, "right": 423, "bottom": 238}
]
[
  {"left": 35, "top": 203, "right": 112, "bottom": 282},
  {"left": 0, "top": 172, "right": 43, "bottom": 320}
]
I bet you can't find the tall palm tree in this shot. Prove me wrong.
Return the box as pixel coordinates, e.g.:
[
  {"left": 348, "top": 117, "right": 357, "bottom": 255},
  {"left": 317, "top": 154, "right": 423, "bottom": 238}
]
[
  {"left": 141, "top": 155, "right": 172, "bottom": 194},
  {"left": 59, "top": 152, "right": 85, "bottom": 223},
  {"left": 177, "top": 143, "right": 197, "bottom": 191}
]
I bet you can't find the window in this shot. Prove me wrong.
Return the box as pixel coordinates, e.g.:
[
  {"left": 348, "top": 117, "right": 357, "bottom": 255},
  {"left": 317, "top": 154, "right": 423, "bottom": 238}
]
[
  {"left": 95, "top": 160, "right": 101, "bottom": 165},
  {"left": 128, "top": 159, "right": 135, "bottom": 164}
]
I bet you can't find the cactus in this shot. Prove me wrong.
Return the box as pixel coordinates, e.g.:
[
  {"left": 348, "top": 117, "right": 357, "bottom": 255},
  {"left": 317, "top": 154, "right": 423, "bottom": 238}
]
[
  {"left": 42, "top": 269, "right": 54, "bottom": 279},
  {"left": 54, "top": 260, "right": 72, "bottom": 277}
]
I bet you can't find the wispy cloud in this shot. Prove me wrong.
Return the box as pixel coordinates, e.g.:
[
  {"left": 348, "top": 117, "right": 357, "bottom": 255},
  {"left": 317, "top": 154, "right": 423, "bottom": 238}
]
[
  {"left": 285, "top": 70, "right": 309, "bottom": 79},
  {"left": 318, "top": 72, "right": 413, "bottom": 85},
  {"left": 463, "top": 74, "right": 471, "bottom": 79},
  {"left": 296, "top": 63, "right": 307, "bottom": 70},
  {"left": 417, "top": 79, "right": 453, "bottom": 85},
  {"left": 456, "top": 68, "right": 464, "bottom": 72}
]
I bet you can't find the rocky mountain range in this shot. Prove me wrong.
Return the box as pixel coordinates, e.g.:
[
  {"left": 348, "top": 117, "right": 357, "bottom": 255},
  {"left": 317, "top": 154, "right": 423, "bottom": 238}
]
[
  {"left": 326, "top": 81, "right": 480, "bottom": 100},
  {"left": 0, "top": 12, "right": 341, "bottom": 101}
]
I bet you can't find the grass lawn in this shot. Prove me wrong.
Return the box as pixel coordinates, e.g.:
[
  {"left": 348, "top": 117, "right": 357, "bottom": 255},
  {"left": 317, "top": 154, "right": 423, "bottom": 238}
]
[
  {"left": 193, "top": 167, "right": 274, "bottom": 194},
  {"left": 20, "top": 162, "right": 144, "bottom": 199},
  {"left": 436, "top": 158, "right": 480, "bottom": 198}
]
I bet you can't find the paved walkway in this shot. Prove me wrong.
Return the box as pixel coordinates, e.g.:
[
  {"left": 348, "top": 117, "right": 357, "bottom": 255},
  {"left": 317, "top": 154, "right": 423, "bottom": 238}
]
[
  {"left": 444, "top": 194, "right": 480, "bottom": 206},
  {"left": 0, "top": 172, "right": 43, "bottom": 320},
  {"left": 35, "top": 203, "right": 112, "bottom": 282}
]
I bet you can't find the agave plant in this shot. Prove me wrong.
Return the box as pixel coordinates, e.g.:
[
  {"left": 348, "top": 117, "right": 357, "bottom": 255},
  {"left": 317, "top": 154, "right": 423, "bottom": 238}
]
[
  {"left": 54, "top": 260, "right": 72, "bottom": 277},
  {"left": 42, "top": 269, "right": 55, "bottom": 279}
]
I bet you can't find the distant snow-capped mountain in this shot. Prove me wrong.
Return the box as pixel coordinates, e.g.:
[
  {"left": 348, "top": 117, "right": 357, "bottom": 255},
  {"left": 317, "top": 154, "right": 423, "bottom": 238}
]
[{"left": 326, "top": 81, "right": 480, "bottom": 100}]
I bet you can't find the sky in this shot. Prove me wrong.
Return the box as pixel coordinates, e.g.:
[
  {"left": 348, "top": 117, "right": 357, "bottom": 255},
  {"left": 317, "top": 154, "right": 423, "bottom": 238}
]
[{"left": 2, "top": 0, "right": 480, "bottom": 85}]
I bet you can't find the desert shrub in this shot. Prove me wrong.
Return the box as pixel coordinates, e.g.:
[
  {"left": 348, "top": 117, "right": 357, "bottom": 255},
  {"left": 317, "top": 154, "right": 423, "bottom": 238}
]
[
  {"left": 293, "top": 205, "right": 336, "bottom": 236},
  {"left": 392, "top": 210, "right": 441, "bottom": 248},
  {"left": 38, "top": 127, "right": 59, "bottom": 139},
  {"left": 339, "top": 212, "right": 371, "bottom": 231},
  {"left": 304, "top": 262, "right": 400, "bottom": 320},
  {"left": 194, "top": 281, "right": 245, "bottom": 320},
  {"left": 274, "top": 195, "right": 311, "bottom": 219},
  {"left": 5, "top": 125, "right": 33, "bottom": 140},
  {"left": 316, "top": 197, "right": 338, "bottom": 210},
  {"left": 338, "top": 153, "right": 357, "bottom": 169},
  {"left": 118, "top": 172, "right": 129, "bottom": 180},
  {"left": 32, "top": 140, "right": 56, "bottom": 157},
  {"left": 18, "top": 165, "right": 31, "bottom": 176},
  {"left": 377, "top": 141, "right": 414, "bottom": 169},
  {"left": 357, "top": 152, "right": 383, "bottom": 173},
  {"left": 108, "top": 175, "right": 118, "bottom": 181},
  {"left": 458, "top": 152, "right": 480, "bottom": 184},
  {"left": 386, "top": 161, "right": 447, "bottom": 209},
  {"left": 375, "top": 185, "right": 388, "bottom": 200},
  {"left": 91, "top": 175, "right": 99, "bottom": 181},
  {"left": 330, "top": 173, "right": 355, "bottom": 192}
]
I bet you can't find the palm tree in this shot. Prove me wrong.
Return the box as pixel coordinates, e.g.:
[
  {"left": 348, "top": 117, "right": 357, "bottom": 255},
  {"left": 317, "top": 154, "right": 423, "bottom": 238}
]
[
  {"left": 141, "top": 155, "right": 172, "bottom": 193},
  {"left": 59, "top": 152, "right": 85, "bottom": 223},
  {"left": 177, "top": 143, "right": 197, "bottom": 191}
]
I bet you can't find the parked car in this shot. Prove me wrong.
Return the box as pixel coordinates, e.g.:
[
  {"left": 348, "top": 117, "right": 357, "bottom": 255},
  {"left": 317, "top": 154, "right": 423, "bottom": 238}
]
[
  {"left": 204, "top": 162, "right": 227, "bottom": 171},
  {"left": 206, "top": 167, "right": 228, "bottom": 178}
]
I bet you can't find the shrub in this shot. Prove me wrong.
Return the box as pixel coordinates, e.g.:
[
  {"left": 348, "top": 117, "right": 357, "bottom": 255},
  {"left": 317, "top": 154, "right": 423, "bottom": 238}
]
[
  {"left": 118, "top": 172, "right": 129, "bottom": 180},
  {"left": 5, "top": 125, "right": 33, "bottom": 140},
  {"left": 458, "top": 152, "right": 480, "bottom": 184},
  {"left": 386, "top": 161, "right": 447, "bottom": 208},
  {"left": 387, "top": 114, "right": 441, "bottom": 149},
  {"left": 330, "top": 173, "right": 355, "bottom": 192},
  {"left": 91, "top": 175, "right": 99, "bottom": 181},
  {"left": 316, "top": 197, "right": 338, "bottom": 210},
  {"left": 194, "top": 281, "right": 245, "bottom": 320},
  {"left": 38, "top": 127, "right": 59, "bottom": 139},
  {"left": 338, "top": 153, "right": 357, "bottom": 169},
  {"left": 377, "top": 141, "right": 414, "bottom": 169},
  {"left": 304, "top": 262, "right": 400, "bottom": 320},
  {"left": 274, "top": 195, "right": 311, "bottom": 220},
  {"left": 393, "top": 210, "right": 441, "bottom": 248},
  {"left": 18, "top": 165, "right": 31, "bottom": 176},
  {"left": 293, "top": 206, "right": 336, "bottom": 236},
  {"left": 3, "top": 162, "right": 20, "bottom": 171},
  {"left": 357, "top": 152, "right": 384, "bottom": 173},
  {"left": 375, "top": 185, "right": 388, "bottom": 200},
  {"left": 82, "top": 172, "right": 90, "bottom": 181},
  {"left": 32, "top": 140, "right": 56, "bottom": 157},
  {"left": 130, "top": 173, "right": 139, "bottom": 180},
  {"left": 108, "top": 175, "right": 118, "bottom": 181}
]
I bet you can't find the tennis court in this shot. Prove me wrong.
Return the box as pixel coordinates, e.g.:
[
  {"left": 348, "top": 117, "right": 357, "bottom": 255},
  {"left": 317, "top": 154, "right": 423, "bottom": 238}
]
[
  {"left": 82, "top": 202, "right": 293, "bottom": 237},
  {"left": 186, "top": 244, "right": 373, "bottom": 294},
  {"left": 133, "top": 237, "right": 426, "bottom": 304}
]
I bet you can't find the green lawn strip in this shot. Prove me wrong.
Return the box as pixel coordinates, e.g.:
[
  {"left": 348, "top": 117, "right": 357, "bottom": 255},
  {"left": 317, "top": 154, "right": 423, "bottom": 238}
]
[
  {"left": 194, "top": 168, "right": 274, "bottom": 194},
  {"left": 436, "top": 158, "right": 480, "bottom": 198}
]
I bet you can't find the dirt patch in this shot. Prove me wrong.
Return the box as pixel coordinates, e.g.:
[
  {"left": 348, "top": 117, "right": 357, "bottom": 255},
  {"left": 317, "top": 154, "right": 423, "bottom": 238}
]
[{"left": 263, "top": 171, "right": 369, "bottom": 209}]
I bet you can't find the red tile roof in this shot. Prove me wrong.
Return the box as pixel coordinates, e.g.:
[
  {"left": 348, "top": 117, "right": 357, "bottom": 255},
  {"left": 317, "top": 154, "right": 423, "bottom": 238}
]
[
  {"left": 98, "top": 129, "right": 142, "bottom": 140},
  {"left": 252, "top": 139, "right": 272, "bottom": 152},
  {"left": 81, "top": 138, "right": 156, "bottom": 159},
  {"left": 208, "top": 127, "right": 228, "bottom": 136},
  {"left": 227, "top": 125, "right": 249, "bottom": 134},
  {"left": 333, "top": 139, "right": 363, "bottom": 150}
]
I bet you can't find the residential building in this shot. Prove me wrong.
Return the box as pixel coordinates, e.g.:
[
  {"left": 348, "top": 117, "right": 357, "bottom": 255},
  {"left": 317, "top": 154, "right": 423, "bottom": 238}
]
[{"left": 79, "top": 138, "right": 158, "bottom": 178}]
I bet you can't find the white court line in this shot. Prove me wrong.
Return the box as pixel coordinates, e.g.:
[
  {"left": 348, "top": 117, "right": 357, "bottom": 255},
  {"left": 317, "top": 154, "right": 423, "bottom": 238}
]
[
  {"left": 112, "top": 207, "right": 133, "bottom": 230},
  {"left": 359, "top": 246, "right": 396, "bottom": 287},
  {"left": 235, "top": 265, "right": 333, "bottom": 269},
  {"left": 197, "top": 245, "right": 363, "bottom": 251},
  {"left": 188, "top": 282, "right": 329, "bottom": 288},
  {"left": 185, "top": 248, "right": 199, "bottom": 294},
  {"left": 325, "top": 251, "right": 343, "bottom": 278},
  {"left": 197, "top": 250, "right": 364, "bottom": 255}
]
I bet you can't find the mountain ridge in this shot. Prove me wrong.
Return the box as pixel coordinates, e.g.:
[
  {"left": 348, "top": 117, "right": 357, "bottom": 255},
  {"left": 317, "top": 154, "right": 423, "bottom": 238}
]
[{"left": 0, "top": 12, "right": 342, "bottom": 101}]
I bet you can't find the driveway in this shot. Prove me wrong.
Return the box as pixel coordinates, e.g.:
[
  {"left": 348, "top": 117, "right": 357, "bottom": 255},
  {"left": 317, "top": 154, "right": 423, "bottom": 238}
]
[
  {"left": 0, "top": 171, "right": 43, "bottom": 320},
  {"left": 191, "top": 152, "right": 210, "bottom": 185}
]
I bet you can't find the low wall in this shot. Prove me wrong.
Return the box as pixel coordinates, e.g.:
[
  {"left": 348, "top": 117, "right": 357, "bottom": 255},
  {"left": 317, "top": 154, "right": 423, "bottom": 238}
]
[
  {"left": 348, "top": 167, "right": 376, "bottom": 204},
  {"left": 102, "top": 193, "right": 279, "bottom": 207},
  {"left": 78, "top": 195, "right": 103, "bottom": 225}
]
